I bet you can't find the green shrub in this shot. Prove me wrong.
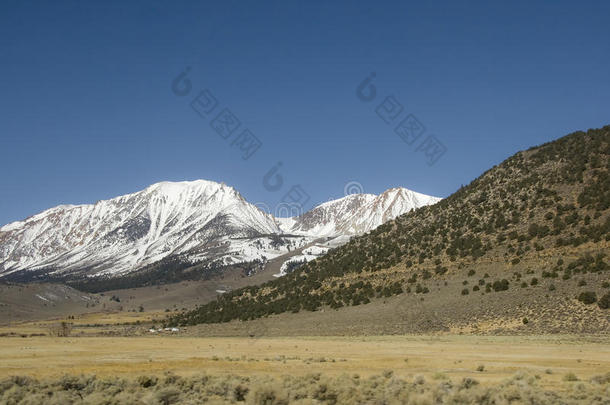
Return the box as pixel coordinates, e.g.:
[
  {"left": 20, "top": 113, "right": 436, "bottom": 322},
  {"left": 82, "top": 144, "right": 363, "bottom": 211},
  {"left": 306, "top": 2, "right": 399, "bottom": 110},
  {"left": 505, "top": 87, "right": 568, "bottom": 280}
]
[
  {"left": 460, "top": 377, "right": 479, "bottom": 389},
  {"left": 492, "top": 279, "right": 509, "bottom": 292},
  {"left": 590, "top": 372, "right": 610, "bottom": 384},
  {"left": 246, "top": 382, "right": 288, "bottom": 405},
  {"left": 136, "top": 375, "right": 157, "bottom": 388},
  {"left": 563, "top": 372, "right": 578, "bottom": 382},
  {"left": 156, "top": 387, "right": 181, "bottom": 405},
  {"left": 577, "top": 291, "right": 597, "bottom": 305}
]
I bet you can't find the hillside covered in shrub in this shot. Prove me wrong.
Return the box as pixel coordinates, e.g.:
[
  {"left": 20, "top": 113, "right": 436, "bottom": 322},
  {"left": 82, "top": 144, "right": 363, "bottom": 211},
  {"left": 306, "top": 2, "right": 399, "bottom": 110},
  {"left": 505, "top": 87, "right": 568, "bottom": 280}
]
[{"left": 169, "top": 126, "right": 610, "bottom": 327}]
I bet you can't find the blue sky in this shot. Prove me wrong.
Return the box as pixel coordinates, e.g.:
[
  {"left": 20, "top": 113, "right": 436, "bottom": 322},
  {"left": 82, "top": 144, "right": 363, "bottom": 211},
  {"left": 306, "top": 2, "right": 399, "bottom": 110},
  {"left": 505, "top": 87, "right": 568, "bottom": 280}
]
[{"left": 1, "top": 0, "right": 609, "bottom": 225}]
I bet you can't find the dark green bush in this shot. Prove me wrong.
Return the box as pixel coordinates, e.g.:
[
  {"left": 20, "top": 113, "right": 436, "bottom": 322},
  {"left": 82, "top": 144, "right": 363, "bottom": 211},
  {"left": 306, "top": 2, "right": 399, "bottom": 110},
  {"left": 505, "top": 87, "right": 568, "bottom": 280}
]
[
  {"left": 492, "top": 279, "right": 509, "bottom": 292},
  {"left": 577, "top": 291, "right": 597, "bottom": 305}
]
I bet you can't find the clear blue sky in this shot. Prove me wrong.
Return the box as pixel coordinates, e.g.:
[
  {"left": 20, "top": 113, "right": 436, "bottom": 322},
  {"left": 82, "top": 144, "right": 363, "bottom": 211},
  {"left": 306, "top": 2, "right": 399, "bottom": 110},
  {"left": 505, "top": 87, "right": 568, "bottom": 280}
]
[{"left": 1, "top": 0, "right": 609, "bottom": 225}]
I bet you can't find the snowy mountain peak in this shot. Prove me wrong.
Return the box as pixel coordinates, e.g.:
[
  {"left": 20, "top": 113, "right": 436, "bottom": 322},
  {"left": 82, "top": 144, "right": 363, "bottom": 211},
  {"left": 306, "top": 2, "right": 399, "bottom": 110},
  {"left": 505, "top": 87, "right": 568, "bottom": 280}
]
[
  {"left": 279, "top": 187, "right": 440, "bottom": 237},
  {"left": 315, "top": 193, "right": 377, "bottom": 209},
  {"left": 0, "top": 179, "right": 280, "bottom": 277},
  {"left": 0, "top": 180, "right": 440, "bottom": 280}
]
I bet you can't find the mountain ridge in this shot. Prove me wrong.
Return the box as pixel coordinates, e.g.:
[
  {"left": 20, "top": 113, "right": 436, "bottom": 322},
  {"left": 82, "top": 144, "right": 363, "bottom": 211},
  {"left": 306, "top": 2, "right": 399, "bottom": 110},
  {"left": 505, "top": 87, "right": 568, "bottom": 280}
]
[{"left": 0, "top": 180, "right": 439, "bottom": 282}]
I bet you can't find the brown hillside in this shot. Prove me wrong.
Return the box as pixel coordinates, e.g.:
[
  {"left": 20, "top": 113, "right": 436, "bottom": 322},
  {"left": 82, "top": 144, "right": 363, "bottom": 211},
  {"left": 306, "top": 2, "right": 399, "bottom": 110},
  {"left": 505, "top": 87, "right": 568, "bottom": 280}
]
[{"left": 170, "top": 126, "right": 610, "bottom": 333}]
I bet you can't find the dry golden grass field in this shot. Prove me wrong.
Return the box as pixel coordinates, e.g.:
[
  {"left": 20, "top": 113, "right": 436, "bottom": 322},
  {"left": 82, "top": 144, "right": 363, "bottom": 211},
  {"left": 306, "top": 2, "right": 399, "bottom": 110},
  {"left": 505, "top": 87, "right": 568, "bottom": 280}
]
[
  {"left": 1, "top": 312, "right": 609, "bottom": 403},
  {"left": 0, "top": 334, "right": 608, "bottom": 389}
]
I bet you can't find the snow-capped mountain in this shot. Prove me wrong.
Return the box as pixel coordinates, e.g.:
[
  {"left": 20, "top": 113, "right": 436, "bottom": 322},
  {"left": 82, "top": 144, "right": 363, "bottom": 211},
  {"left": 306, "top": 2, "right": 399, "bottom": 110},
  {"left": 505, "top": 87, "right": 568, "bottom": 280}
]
[
  {"left": 0, "top": 180, "right": 439, "bottom": 280},
  {"left": 271, "top": 188, "right": 440, "bottom": 277},
  {"left": 0, "top": 180, "right": 296, "bottom": 278},
  {"left": 278, "top": 188, "right": 440, "bottom": 237}
]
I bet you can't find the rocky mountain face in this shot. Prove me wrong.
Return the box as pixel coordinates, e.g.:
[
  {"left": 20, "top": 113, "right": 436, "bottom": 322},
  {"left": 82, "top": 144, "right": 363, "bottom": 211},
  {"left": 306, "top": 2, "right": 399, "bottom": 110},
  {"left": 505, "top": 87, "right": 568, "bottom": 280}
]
[{"left": 0, "top": 180, "right": 439, "bottom": 281}]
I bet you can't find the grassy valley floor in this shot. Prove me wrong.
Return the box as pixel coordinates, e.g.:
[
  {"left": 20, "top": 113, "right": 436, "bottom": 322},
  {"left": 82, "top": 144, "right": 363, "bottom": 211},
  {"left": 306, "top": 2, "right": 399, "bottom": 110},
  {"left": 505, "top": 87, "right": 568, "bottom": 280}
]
[
  {"left": 0, "top": 335, "right": 608, "bottom": 385},
  {"left": 1, "top": 334, "right": 609, "bottom": 404}
]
